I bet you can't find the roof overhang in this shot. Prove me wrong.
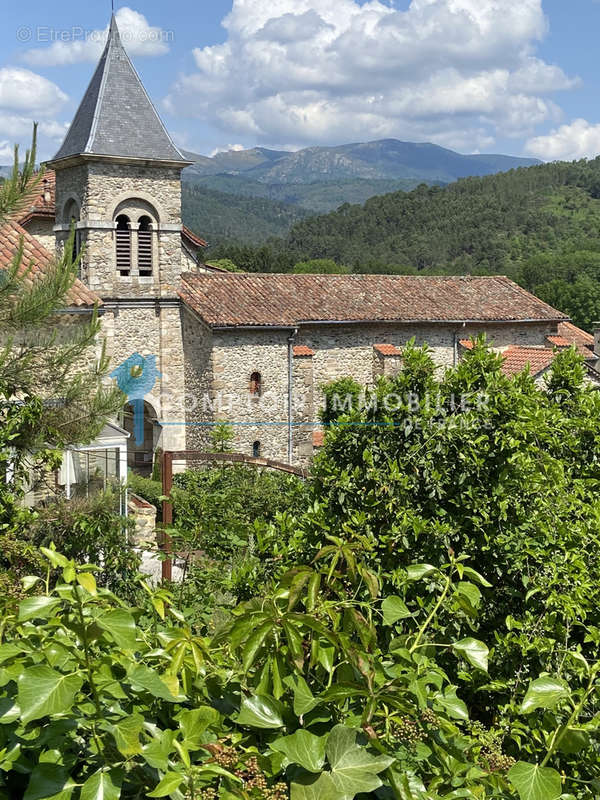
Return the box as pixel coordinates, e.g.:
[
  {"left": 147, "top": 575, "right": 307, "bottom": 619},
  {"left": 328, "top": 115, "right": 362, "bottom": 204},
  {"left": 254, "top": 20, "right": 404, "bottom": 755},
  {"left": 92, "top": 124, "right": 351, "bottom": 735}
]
[
  {"left": 209, "top": 317, "right": 568, "bottom": 330},
  {"left": 45, "top": 152, "right": 194, "bottom": 171}
]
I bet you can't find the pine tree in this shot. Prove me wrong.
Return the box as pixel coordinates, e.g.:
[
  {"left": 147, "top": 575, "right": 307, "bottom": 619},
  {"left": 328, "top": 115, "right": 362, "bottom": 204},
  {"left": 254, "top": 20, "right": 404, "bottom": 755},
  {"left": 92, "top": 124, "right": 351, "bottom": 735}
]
[{"left": 0, "top": 128, "right": 123, "bottom": 520}]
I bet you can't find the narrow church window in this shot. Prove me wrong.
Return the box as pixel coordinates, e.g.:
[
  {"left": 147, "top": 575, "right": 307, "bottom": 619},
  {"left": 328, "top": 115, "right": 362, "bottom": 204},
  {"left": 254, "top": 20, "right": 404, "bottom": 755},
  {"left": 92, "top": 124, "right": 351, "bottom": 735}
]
[
  {"left": 138, "top": 215, "right": 153, "bottom": 277},
  {"left": 115, "top": 215, "right": 132, "bottom": 276},
  {"left": 250, "top": 372, "right": 262, "bottom": 396},
  {"left": 253, "top": 441, "right": 261, "bottom": 458}
]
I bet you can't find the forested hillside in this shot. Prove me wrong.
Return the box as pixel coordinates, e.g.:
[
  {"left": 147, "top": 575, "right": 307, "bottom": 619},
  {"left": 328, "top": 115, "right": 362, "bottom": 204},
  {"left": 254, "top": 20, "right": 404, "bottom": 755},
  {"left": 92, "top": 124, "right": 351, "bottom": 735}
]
[
  {"left": 182, "top": 184, "right": 310, "bottom": 244},
  {"left": 211, "top": 157, "right": 600, "bottom": 330}
]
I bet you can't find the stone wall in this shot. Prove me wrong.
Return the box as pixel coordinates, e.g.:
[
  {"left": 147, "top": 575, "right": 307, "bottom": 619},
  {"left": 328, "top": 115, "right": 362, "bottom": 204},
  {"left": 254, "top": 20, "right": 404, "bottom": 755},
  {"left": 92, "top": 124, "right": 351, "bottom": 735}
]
[
  {"left": 22, "top": 217, "right": 55, "bottom": 253},
  {"left": 181, "top": 319, "right": 560, "bottom": 467},
  {"left": 54, "top": 161, "right": 185, "bottom": 297}
]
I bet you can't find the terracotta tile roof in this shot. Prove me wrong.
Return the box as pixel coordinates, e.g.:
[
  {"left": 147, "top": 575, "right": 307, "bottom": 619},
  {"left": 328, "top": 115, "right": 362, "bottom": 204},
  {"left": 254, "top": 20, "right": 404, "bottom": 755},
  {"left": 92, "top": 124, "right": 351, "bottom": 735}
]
[
  {"left": 501, "top": 346, "right": 555, "bottom": 377},
  {"left": 374, "top": 343, "right": 401, "bottom": 356},
  {"left": 17, "top": 170, "right": 56, "bottom": 225},
  {"left": 179, "top": 274, "right": 567, "bottom": 328},
  {"left": 547, "top": 335, "right": 571, "bottom": 347},
  {"left": 182, "top": 225, "right": 207, "bottom": 249},
  {"left": 0, "top": 219, "right": 100, "bottom": 308},
  {"left": 313, "top": 430, "right": 325, "bottom": 448},
  {"left": 558, "top": 321, "right": 594, "bottom": 347},
  {"left": 293, "top": 345, "right": 315, "bottom": 357}
]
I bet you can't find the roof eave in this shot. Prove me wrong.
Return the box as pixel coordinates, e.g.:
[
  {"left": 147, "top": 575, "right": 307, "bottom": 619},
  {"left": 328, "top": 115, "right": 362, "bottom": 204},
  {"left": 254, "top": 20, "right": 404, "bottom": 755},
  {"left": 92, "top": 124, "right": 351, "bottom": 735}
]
[
  {"left": 45, "top": 152, "right": 193, "bottom": 170},
  {"left": 206, "top": 316, "right": 569, "bottom": 329}
]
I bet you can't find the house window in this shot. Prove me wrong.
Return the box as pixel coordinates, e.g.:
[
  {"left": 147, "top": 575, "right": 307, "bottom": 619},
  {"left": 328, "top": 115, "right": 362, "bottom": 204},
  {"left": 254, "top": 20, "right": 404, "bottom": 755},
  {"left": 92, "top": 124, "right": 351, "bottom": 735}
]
[
  {"left": 252, "top": 441, "right": 261, "bottom": 458},
  {"left": 115, "top": 214, "right": 132, "bottom": 276},
  {"left": 250, "top": 372, "right": 262, "bottom": 396},
  {"left": 138, "top": 215, "right": 153, "bottom": 277}
]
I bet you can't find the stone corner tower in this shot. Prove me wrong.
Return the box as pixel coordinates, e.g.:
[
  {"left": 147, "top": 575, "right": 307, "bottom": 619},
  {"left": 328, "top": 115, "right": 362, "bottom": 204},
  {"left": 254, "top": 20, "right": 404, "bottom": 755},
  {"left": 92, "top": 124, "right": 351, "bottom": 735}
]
[{"left": 47, "top": 14, "right": 192, "bottom": 466}]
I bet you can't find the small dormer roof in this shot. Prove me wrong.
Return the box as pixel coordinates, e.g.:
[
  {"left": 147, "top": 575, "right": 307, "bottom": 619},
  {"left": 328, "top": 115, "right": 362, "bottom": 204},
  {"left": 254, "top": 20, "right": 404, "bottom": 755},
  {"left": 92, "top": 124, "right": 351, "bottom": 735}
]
[{"left": 49, "top": 15, "right": 189, "bottom": 166}]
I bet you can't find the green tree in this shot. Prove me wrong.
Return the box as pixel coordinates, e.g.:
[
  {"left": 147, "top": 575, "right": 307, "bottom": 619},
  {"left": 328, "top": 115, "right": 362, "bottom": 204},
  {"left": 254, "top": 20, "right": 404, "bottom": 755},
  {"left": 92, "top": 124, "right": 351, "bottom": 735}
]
[
  {"left": 293, "top": 258, "right": 351, "bottom": 274},
  {"left": 0, "top": 132, "right": 122, "bottom": 523}
]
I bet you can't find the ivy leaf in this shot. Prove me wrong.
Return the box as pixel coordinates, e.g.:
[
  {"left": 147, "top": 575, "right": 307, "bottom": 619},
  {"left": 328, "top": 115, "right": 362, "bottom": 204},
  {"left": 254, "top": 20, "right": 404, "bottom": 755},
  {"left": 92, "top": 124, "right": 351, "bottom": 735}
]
[
  {"left": 176, "top": 707, "right": 219, "bottom": 750},
  {"left": 291, "top": 773, "right": 341, "bottom": 800},
  {"left": 406, "top": 564, "right": 437, "bottom": 581},
  {"left": 452, "top": 638, "right": 489, "bottom": 672},
  {"left": 127, "top": 665, "right": 182, "bottom": 702},
  {"left": 285, "top": 674, "right": 319, "bottom": 716},
  {"left": 235, "top": 695, "right": 284, "bottom": 729},
  {"left": 557, "top": 727, "right": 590, "bottom": 754},
  {"left": 77, "top": 573, "right": 97, "bottom": 595},
  {"left": 147, "top": 772, "right": 184, "bottom": 798},
  {"left": 382, "top": 596, "right": 411, "bottom": 626},
  {"left": 434, "top": 687, "right": 469, "bottom": 721},
  {"left": 142, "top": 730, "right": 175, "bottom": 771},
  {"left": 110, "top": 714, "right": 144, "bottom": 756},
  {"left": 242, "top": 621, "right": 273, "bottom": 672},
  {"left": 80, "top": 769, "right": 123, "bottom": 800},
  {"left": 325, "top": 725, "right": 394, "bottom": 796},
  {"left": 23, "top": 763, "right": 76, "bottom": 800},
  {"left": 272, "top": 729, "right": 327, "bottom": 773},
  {"left": 521, "top": 677, "right": 570, "bottom": 714},
  {"left": 18, "top": 666, "right": 83, "bottom": 725},
  {"left": 98, "top": 610, "right": 136, "bottom": 651},
  {"left": 18, "top": 597, "right": 60, "bottom": 623},
  {"left": 460, "top": 566, "right": 492, "bottom": 588},
  {"left": 508, "top": 762, "right": 562, "bottom": 800}
]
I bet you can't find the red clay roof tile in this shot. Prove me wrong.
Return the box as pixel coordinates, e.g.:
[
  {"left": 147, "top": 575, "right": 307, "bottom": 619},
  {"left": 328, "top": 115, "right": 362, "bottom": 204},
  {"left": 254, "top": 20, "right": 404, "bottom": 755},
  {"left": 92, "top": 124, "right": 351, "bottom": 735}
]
[
  {"left": 374, "top": 343, "right": 401, "bottom": 356},
  {"left": 0, "top": 219, "right": 100, "bottom": 308},
  {"left": 179, "top": 274, "right": 567, "bottom": 328},
  {"left": 293, "top": 345, "right": 315, "bottom": 356},
  {"left": 501, "top": 346, "right": 555, "bottom": 377}
]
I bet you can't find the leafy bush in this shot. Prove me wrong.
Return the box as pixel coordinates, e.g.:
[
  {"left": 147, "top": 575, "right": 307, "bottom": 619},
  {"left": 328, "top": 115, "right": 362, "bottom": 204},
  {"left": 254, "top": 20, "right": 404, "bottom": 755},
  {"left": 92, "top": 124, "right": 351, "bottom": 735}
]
[
  {"left": 127, "top": 471, "right": 163, "bottom": 518},
  {"left": 3, "top": 544, "right": 600, "bottom": 799}
]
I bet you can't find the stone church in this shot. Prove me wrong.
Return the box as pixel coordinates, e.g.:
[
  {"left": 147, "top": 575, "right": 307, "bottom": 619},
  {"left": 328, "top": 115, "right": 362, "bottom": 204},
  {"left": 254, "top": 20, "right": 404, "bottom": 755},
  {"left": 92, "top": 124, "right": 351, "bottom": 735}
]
[{"left": 6, "top": 14, "right": 600, "bottom": 475}]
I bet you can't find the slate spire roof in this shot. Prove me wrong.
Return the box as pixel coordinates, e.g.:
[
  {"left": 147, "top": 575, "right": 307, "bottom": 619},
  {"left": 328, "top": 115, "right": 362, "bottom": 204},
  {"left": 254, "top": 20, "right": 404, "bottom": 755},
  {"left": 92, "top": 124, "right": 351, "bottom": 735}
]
[{"left": 50, "top": 15, "right": 189, "bottom": 165}]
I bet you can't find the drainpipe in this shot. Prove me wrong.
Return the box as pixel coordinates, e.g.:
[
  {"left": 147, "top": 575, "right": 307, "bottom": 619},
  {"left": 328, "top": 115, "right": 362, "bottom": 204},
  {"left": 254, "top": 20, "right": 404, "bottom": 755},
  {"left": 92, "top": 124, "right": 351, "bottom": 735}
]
[
  {"left": 453, "top": 322, "right": 467, "bottom": 366},
  {"left": 287, "top": 327, "right": 298, "bottom": 464}
]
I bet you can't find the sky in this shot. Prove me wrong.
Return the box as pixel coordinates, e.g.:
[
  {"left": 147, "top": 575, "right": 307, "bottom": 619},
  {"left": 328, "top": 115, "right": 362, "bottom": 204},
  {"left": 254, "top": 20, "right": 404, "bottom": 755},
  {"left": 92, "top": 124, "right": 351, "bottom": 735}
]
[{"left": 1, "top": 0, "right": 600, "bottom": 164}]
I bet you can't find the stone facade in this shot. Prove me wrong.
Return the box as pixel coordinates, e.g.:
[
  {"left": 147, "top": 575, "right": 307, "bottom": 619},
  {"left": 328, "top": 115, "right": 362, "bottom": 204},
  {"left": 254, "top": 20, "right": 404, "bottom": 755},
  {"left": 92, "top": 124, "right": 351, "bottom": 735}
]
[{"left": 180, "top": 319, "right": 561, "bottom": 468}]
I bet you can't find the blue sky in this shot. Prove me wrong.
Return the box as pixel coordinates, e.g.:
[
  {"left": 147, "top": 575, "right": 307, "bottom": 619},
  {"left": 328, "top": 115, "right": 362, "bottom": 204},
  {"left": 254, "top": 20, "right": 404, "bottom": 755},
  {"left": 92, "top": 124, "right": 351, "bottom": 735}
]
[{"left": 1, "top": 0, "right": 599, "bottom": 163}]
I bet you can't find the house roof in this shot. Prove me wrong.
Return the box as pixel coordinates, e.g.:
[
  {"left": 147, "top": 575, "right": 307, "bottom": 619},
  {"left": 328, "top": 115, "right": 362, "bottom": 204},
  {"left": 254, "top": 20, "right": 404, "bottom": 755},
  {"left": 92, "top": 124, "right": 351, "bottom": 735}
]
[
  {"left": 557, "top": 321, "right": 595, "bottom": 348},
  {"left": 293, "top": 345, "right": 316, "bottom": 357},
  {"left": 501, "top": 346, "right": 556, "bottom": 377},
  {"left": 374, "top": 343, "right": 402, "bottom": 356},
  {"left": 179, "top": 273, "right": 568, "bottom": 328},
  {"left": 48, "top": 15, "right": 189, "bottom": 166},
  {"left": 0, "top": 219, "right": 100, "bottom": 308},
  {"left": 18, "top": 171, "right": 56, "bottom": 225},
  {"left": 182, "top": 226, "right": 207, "bottom": 249}
]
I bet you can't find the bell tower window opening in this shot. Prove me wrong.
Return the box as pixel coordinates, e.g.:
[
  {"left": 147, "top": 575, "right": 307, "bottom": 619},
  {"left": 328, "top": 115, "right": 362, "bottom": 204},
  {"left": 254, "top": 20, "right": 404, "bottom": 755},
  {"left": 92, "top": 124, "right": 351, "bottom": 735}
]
[
  {"left": 63, "top": 199, "right": 81, "bottom": 265},
  {"left": 138, "top": 215, "right": 153, "bottom": 277},
  {"left": 115, "top": 214, "right": 131, "bottom": 276}
]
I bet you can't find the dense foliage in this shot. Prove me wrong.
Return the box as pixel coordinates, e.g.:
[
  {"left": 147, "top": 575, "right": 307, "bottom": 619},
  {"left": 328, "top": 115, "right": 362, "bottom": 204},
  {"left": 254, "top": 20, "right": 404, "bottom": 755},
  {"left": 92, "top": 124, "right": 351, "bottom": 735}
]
[
  {"left": 182, "top": 185, "right": 310, "bottom": 246},
  {"left": 209, "top": 157, "right": 600, "bottom": 329},
  {"left": 4, "top": 342, "right": 600, "bottom": 798}
]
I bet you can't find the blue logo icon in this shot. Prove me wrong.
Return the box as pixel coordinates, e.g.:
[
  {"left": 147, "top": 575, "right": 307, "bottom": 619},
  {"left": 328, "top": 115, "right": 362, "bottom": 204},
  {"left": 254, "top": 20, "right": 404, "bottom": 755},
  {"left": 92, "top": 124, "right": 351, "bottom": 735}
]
[{"left": 111, "top": 354, "right": 161, "bottom": 445}]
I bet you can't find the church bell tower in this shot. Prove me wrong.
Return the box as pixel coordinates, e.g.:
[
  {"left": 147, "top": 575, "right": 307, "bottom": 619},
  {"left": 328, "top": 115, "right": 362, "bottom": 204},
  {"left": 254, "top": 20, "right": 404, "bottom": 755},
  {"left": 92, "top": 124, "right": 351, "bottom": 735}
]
[{"left": 47, "top": 14, "right": 192, "bottom": 465}]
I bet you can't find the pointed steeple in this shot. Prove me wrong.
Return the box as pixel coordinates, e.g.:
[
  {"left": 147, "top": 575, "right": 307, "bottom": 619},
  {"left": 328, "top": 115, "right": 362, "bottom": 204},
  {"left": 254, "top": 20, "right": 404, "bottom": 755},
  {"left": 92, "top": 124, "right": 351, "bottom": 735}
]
[{"left": 50, "top": 14, "right": 189, "bottom": 165}]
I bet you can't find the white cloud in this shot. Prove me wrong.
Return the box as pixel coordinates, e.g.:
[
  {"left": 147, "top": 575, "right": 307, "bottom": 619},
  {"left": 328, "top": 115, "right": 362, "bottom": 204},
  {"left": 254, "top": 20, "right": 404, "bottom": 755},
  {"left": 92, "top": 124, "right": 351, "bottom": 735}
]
[
  {"left": 526, "top": 119, "right": 600, "bottom": 161},
  {"left": 210, "top": 143, "right": 246, "bottom": 156},
  {"left": 0, "top": 68, "right": 67, "bottom": 115},
  {"left": 165, "top": 0, "right": 577, "bottom": 151},
  {"left": 22, "top": 7, "right": 171, "bottom": 67},
  {"left": 0, "top": 141, "right": 14, "bottom": 162}
]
